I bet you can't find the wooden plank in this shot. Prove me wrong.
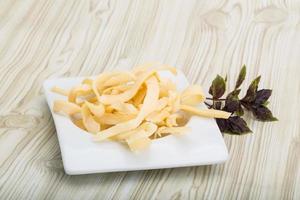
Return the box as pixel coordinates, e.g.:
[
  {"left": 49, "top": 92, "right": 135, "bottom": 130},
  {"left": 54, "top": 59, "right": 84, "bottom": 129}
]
[{"left": 0, "top": 0, "right": 299, "bottom": 199}]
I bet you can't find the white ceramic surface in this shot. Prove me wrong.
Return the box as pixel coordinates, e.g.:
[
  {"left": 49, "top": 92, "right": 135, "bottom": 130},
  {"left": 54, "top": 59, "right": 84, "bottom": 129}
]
[{"left": 43, "top": 70, "right": 229, "bottom": 175}]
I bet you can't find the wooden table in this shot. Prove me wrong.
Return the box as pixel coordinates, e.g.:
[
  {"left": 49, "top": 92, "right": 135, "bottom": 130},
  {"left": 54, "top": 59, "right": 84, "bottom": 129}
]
[{"left": 1, "top": 0, "right": 299, "bottom": 199}]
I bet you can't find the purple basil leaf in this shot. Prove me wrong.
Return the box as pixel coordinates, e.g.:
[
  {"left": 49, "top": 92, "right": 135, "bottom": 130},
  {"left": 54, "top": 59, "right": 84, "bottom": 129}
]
[
  {"left": 242, "top": 76, "right": 261, "bottom": 102},
  {"left": 255, "top": 89, "right": 272, "bottom": 105},
  {"left": 224, "top": 89, "right": 240, "bottom": 113},
  {"left": 235, "top": 65, "right": 246, "bottom": 89},
  {"left": 227, "top": 116, "right": 252, "bottom": 134},
  {"left": 224, "top": 99, "right": 240, "bottom": 113},
  {"left": 217, "top": 116, "right": 252, "bottom": 135},
  {"left": 209, "top": 75, "right": 226, "bottom": 99},
  {"left": 252, "top": 105, "right": 278, "bottom": 121}
]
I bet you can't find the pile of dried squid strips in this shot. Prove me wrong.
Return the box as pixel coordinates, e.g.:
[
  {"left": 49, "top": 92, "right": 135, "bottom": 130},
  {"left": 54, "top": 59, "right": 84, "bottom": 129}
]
[{"left": 52, "top": 64, "right": 231, "bottom": 152}]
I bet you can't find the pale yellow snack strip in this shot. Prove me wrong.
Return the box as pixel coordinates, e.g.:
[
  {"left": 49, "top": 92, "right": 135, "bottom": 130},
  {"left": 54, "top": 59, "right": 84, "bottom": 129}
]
[
  {"left": 103, "top": 72, "right": 135, "bottom": 87},
  {"left": 179, "top": 105, "right": 231, "bottom": 119},
  {"left": 127, "top": 136, "right": 151, "bottom": 152},
  {"left": 110, "top": 102, "right": 139, "bottom": 115},
  {"left": 180, "top": 85, "right": 205, "bottom": 106},
  {"left": 92, "top": 71, "right": 126, "bottom": 101},
  {"left": 125, "top": 122, "right": 158, "bottom": 151},
  {"left": 156, "top": 126, "right": 190, "bottom": 136},
  {"left": 95, "top": 113, "right": 136, "bottom": 125},
  {"left": 71, "top": 118, "right": 86, "bottom": 130},
  {"left": 165, "top": 113, "right": 182, "bottom": 127},
  {"left": 102, "top": 84, "right": 132, "bottom": 95},
  {"left": 51, "top": 63, "right": 232, "bottom": 152},
  {"left": 132, "top": 86, "right": 146, "bottom": 106},
  {"left": 111, "top": 129, "right": 139, "bottom": 141},
  {"left": 85, "top": 101, "right": 105, "bottom": 117},
  {"left": 98, "top": 65, "right": 177, "bottom": 105},
  {"left": 68, "top": 84, "right": 92, "bottom": 103},
  {"left": 99, "top": 70, "right": 159, "bottom": 105},
  {"left": 51, "top": 86, "right": 69, "bottom": 96},
  {"left": 155, "top": 97, "right": 169, "bottom": 111},
  {"left": 114, "top": 122, "right": 157, "bottom": 141},
  {"left": 145, "top": 108, "right": 170, "bottom": 123},
  {"left": 81, "top": 104, "right": 100, "bottom": 133},
  {"left": 158, "top": 78, "right": 176, "bottom": 97},
  {"left": 53, "top": 100, "right": 81, "bottom": 115},
  {"left": 94, "top": 76, "right": 159, "bottom": 141}
]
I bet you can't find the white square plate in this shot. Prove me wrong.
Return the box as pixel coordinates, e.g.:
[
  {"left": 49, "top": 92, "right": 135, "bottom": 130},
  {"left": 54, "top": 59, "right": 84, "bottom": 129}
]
[{"left": 43, "top": 70, "right": 228, "bottom": 175}]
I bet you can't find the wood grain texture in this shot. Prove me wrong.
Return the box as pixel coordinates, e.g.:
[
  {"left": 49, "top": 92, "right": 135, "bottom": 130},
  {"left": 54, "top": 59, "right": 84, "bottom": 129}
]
[{"left": 0, "top": 0, "right": 300, "bottom": 199}]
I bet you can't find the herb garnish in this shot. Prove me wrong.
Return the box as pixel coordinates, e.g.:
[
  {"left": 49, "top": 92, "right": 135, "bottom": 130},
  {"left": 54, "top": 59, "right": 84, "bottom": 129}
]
[{"left": 205, "top": 65, "right": 277, "bottom": 135}]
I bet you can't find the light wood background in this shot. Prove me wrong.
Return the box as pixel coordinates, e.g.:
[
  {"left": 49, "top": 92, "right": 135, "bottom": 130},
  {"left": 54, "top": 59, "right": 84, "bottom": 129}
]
[{"left": 0, "top": 0, "right": 299, "bottom": 199}]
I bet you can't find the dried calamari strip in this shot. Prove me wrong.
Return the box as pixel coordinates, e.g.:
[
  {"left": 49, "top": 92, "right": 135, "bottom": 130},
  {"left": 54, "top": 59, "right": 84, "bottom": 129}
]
[
  {"left": 180, "top": 105, "right": 231, "bottom": 119},
  {"left": 51, "top": 86, "right": 69, "bottom": 96},
  {"left": 155, "top": 126, "right": 190, "bottom": 138},
  {"left": 94, "top": 76, "right": 159, "bottom": 141},
  {"left": 113, "top": 122, "right": 157, "bottom": 141},
  {"left": 110, "top": 102, "right": 139, "bottom": 115},
  {"left": 85, "top": 101, "right": 105, "bottom": 117},
  {"left": 81, "top": 104, "right": 100, "bottom": 133},
  {"left": 99, "top": 70, "right": 160, "bottom": 105},
  {"left": 95, "top": 113, "right": 136, "bottom": 125},
  {"left": 68, "top": 84, "right": 92, "bottom": 103},
  {"left": 53, "top": 100, "right": 81, "bottom": 115},
  {"left": 103, "top": 72, "right": 135, "bottom": 87},
  {"left": 52, "top": 63, "right": 231, "bottom": 152},
  {"left": 180, "top": 85, "right": 205, "bottom": 106}
]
